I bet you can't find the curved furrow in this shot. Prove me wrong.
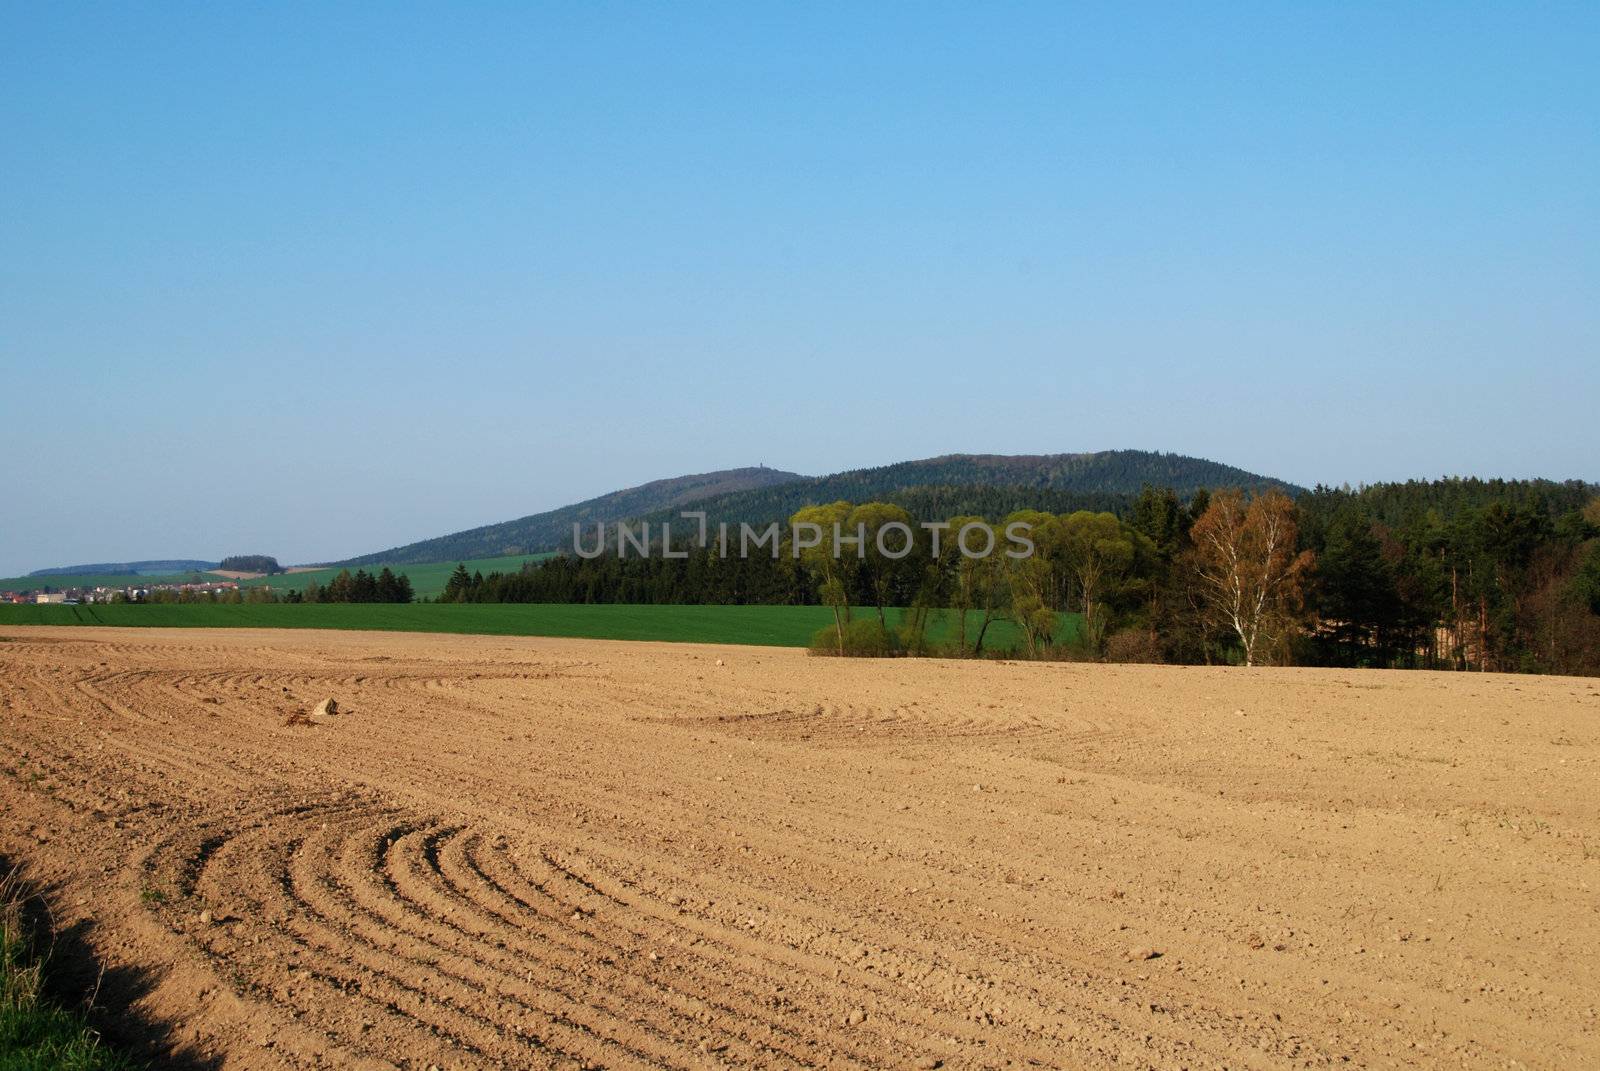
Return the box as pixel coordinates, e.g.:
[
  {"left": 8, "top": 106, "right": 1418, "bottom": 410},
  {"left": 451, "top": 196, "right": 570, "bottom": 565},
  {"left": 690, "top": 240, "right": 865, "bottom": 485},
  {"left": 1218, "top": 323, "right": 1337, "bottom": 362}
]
[
  {"left": 366, "top": 827, "right": 729, "bottom": 1068},
  {"left": 2, "top": 669, "right": 214, "bottom": 812},
  {"left": 151, "top": 799, "right": 605, "bottom": 1068},
  {"left": 491, "top": 839, "right": 1211, "bottom": 1068},
  {"left": 311, "top": 819, "right": 709, "bottom": 1068},
  {"left": 470, "top": 840, "right": 917, "bottom": 1067},
  {"left": 194, "top": 828, "right": 484, "bottom": 1066},
  {"left": 69, "top": 677, "right": 259, "bottom": 793},
  {"left": 423, "top": 829, "right": 846, "bottom": 1069},
  {"left": 185, "top": 797, "right": 701, "bottom": 1068},
  {"left": 286, "top": 824, "right": 599, "bottom": 1067},
  {"left": 494, "top": 844, "right": 1011, "bottom": 1065}
]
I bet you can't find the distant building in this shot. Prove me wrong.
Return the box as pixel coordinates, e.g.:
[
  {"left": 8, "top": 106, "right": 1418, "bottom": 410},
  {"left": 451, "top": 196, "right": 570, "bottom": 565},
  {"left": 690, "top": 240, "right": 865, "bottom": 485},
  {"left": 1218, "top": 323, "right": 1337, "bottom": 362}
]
[{"left": 35, "top": 592, "right": 67, "bottom": 604}]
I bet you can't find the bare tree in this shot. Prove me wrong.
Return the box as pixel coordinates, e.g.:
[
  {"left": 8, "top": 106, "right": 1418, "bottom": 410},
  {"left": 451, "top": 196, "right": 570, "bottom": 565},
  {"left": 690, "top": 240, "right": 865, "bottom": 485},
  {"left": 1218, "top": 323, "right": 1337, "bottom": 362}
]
[{"left": 1187, "top": 489, "right": 1313, "bottom": 666}]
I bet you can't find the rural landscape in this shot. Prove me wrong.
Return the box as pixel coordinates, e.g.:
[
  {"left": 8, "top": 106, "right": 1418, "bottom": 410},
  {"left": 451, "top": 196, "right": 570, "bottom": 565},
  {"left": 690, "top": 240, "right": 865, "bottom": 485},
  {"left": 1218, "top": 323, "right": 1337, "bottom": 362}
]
[
  {"left": 5, "top": 5, "right": 1598, "bottom": 1070},
  {"left": 4, "top": 452, "right": 1599, "bottom": 1069},
  {"left": 6, "top": 452, "right": 1599, "bottom": 676}
]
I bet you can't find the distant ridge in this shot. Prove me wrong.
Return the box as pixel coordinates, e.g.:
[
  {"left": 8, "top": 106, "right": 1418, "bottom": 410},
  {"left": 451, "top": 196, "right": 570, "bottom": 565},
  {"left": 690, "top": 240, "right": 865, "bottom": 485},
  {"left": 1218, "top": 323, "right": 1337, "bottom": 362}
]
[
  {"left": 773, "top": 450, "right": 1297, "bottom": 500},
  {"left": 335, "top": 466, "right": 808, "bottom": 566},
  {"left": 338, "top": 450, "right": 1296, "bottom": 565},
  {"left": 632, "top": 450, "right": 1300, "bottom": 533},
  {"left": 28, "top": 559, "right": 219, "bottom": 578}
]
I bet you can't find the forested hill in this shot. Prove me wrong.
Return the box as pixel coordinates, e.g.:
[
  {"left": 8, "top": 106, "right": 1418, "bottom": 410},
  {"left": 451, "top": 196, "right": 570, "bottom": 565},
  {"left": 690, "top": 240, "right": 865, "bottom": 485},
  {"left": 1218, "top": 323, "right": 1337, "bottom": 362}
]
[
  {"left": 633, "top": 451, "right": 1297, "bottom": 532},
  {"left": 335, "top": 466, "right": 807, "bottom": 566},
  {"left": 339, "top": 451, "right": 1292, "bottom": 564}
]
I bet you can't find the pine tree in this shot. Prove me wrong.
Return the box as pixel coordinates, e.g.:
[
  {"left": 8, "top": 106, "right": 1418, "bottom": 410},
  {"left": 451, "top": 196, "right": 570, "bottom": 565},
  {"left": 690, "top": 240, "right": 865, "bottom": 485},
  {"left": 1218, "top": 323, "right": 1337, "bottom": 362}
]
[
  {"left": 442, "top": 564, "right": 472, "bottom": 603},
  {"left": 1317, "top": 510, "right": 1402, "bottom": 665}
]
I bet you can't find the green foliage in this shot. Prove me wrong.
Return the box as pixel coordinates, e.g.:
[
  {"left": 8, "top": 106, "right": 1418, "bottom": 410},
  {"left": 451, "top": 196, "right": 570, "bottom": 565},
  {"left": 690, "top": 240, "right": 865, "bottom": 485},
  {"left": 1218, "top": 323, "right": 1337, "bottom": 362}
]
[
  {"left": 1576, "top": 543, "right": 1600, "bottom": 615},
  {"left": 1055, "top": 510, "right": 1145, "bottom": 650},
  {"left": 809, "top": 618, "right": 904, "bottom": 657}
]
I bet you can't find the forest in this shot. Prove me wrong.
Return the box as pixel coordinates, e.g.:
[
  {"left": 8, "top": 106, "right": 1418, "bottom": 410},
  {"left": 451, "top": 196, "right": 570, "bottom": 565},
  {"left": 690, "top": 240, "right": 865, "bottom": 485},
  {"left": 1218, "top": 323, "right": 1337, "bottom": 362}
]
[
  {"left": 292, "top": 567, "right": 415, "bottom": 604},
  {"left": 219, "top": 555, "right": 283, "bottom": 574},
  {"left": 438, "top": 477, "right": 1600, "bottom": 675}
]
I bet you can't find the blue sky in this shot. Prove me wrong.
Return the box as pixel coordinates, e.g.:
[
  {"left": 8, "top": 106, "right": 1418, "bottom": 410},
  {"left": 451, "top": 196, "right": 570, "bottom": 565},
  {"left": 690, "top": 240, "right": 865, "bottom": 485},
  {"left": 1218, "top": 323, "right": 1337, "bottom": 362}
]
[{"left": 2, "top": 3, "right": 1596, "bottom": 574}]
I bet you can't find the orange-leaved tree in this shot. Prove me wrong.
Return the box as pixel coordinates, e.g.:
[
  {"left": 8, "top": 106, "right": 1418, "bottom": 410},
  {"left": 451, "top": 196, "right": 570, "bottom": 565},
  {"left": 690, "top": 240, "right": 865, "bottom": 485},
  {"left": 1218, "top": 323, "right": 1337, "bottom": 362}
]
[{"left": 1187, "top": 489, "right": 1314, "bottom": 666}]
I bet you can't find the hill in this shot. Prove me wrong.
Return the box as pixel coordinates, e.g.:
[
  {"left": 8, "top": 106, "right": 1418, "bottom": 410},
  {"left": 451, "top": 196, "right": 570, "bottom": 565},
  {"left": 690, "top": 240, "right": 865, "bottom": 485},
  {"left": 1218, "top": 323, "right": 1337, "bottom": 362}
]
[
  {"left": 335, "top": 466, "right": 807, "bottom": 566},
  {"left": 28, "top": 559, "right": 218, "bottom": 577},
  {"left": 633, "top": 450, "right": 1299, "bottom": 533},
  {"left": 338, "top": 450, "right": 1295, "bottom": 564}
]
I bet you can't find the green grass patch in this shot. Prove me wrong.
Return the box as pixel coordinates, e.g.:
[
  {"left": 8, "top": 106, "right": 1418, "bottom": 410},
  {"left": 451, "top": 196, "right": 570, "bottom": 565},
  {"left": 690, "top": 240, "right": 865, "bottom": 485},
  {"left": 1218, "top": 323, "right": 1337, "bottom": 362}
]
[
  {"left": 1, "top": 870, "right": 142, "bottom": 1071},
  {"left": 0, "top": 602, "right": 1081, "bottom": 650}
]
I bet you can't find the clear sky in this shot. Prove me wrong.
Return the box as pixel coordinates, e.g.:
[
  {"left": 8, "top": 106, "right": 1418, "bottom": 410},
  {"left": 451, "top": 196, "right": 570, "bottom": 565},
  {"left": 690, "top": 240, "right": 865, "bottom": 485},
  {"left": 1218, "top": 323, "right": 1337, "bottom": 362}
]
[{"left": 2, "top": 3, "right": 1596, "bottom": 575}]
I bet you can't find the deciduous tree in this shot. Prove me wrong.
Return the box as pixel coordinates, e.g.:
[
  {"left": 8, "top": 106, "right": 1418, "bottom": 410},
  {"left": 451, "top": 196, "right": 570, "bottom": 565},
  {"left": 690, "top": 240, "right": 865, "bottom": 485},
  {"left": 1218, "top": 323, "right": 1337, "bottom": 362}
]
[{"left": 1188, "top": 489, "right": 1313, "bottom": 666}]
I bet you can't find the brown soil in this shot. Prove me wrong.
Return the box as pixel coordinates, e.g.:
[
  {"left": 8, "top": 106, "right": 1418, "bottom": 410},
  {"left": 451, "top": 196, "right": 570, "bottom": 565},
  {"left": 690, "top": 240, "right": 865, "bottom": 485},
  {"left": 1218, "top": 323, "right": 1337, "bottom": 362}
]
[{"left": 1, "top": 626, "right": 1597, "bottom": 1069}]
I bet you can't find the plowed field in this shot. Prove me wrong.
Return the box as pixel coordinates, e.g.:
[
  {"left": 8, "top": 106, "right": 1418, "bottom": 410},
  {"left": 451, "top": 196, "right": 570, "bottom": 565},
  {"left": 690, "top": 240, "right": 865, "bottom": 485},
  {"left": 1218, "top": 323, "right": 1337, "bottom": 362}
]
[{"left": 1, "top": 627, "right": 1597, "bottom": 1069}]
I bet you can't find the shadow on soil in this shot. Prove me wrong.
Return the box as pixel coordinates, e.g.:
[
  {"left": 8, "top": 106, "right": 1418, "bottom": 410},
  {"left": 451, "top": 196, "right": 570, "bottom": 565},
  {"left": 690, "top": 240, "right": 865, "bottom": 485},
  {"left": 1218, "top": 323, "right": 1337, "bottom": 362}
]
[{"left": 2, "top": 853, "right": 221, "bottom": 1070}]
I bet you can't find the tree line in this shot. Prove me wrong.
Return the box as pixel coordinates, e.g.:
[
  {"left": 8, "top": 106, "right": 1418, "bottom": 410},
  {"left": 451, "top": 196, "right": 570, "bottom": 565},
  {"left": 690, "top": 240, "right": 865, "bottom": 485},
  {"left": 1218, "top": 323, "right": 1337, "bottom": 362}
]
[
  {"left": 123, "top": 567, "right": 416, "bottom": 604},
  {"left": 292, "top": 568, "right": 414, "bottom": 603},
  {"left": 437, "top": 477, "right": 1600, "bottom": 674}
]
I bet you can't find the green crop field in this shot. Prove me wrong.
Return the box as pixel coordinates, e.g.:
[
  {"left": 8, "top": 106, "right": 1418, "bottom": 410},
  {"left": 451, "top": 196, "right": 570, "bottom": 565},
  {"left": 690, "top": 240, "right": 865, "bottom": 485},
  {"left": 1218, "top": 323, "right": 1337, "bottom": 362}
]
[{"left": 0, "top": 602, "right": 1082, "bottom": 651}]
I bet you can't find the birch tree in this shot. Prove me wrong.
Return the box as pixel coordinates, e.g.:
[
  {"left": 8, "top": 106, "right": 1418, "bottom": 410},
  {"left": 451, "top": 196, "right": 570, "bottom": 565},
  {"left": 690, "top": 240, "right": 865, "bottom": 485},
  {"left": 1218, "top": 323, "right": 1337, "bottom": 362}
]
[{"left": 1188, "top": 489, "right": 1313, "bottom": 666}]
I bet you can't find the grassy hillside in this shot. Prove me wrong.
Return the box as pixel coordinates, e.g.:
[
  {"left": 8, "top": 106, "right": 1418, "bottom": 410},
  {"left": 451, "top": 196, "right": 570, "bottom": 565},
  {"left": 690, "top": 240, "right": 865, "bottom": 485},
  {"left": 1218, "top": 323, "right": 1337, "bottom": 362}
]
[
  {"left": 0, "top": 602, "right": 1080, "bottom": 651},
  {"left": 337, "top": 466, "right": 807, "bottom": 567}
]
